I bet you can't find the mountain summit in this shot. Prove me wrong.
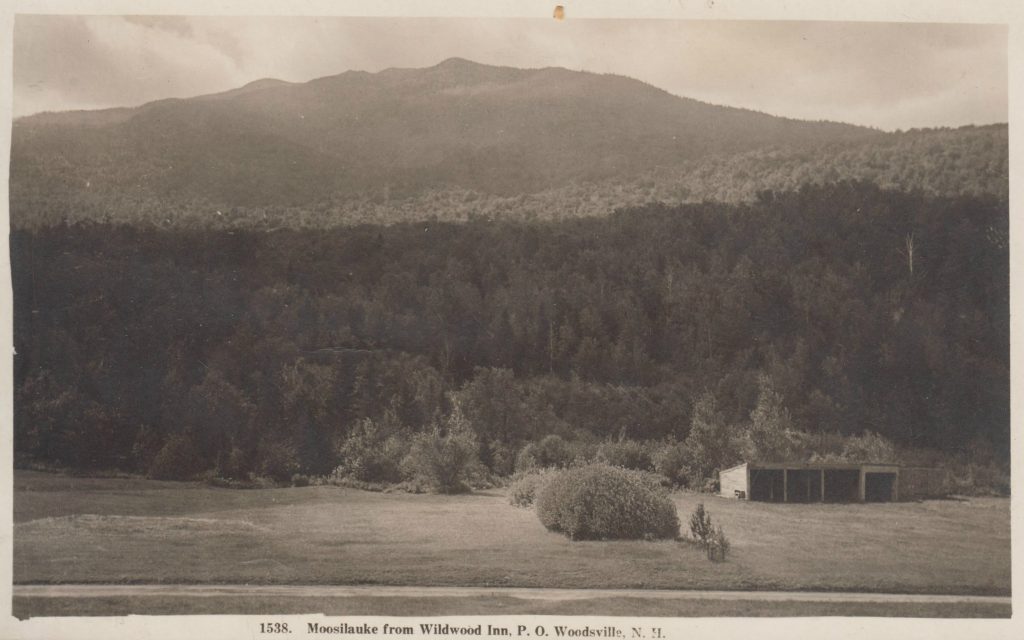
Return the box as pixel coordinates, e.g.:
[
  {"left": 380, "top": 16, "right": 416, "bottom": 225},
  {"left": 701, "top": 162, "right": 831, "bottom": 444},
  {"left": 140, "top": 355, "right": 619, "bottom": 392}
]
[
  {"left": 12, "top": 59, "right": 1003, "bottom": 228},
  {"left": 11, "top": 60, "right": 873, "bottom": 206}
]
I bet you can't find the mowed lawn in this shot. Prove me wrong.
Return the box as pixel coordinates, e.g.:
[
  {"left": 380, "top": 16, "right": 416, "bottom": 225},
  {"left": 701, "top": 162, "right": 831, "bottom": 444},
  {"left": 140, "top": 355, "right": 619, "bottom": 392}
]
[
  {"left": 13, "top": 596, "right": 1010, "bottom": 619},
  {"left": 13, "top": 470, "right": 1010, "bottom": 595}
]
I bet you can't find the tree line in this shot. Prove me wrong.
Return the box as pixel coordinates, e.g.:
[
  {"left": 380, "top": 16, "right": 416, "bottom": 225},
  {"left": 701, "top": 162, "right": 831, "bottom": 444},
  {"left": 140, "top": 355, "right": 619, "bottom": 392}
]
[{"left": 11, "top": 182, "right": 1009, "bottom": 489}]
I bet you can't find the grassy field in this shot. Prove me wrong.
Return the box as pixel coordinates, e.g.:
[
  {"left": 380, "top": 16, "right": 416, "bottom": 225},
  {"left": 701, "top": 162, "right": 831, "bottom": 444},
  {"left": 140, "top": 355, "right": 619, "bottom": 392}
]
[
  {"left": 13, "top": 595, "right": 1011, "bottom": 618},
  {"left": 13, "top": 470, "right": 1011, "bottom": 602}
]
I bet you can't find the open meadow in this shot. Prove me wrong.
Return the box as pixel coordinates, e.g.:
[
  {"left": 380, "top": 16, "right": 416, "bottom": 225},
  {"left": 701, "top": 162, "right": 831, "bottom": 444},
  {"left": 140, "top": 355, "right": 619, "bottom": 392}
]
[{"left": 13, "top": 469, "right": 1010, "bottom": 618}]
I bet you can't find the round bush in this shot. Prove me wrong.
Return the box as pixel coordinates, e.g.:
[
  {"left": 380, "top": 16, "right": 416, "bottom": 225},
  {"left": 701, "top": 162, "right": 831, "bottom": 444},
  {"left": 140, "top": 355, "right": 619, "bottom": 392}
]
[
  {"left": 516, "top": 435, "right": 573, "bottom": 472},
  {"left": 535, "top": 463, "right": 680, "bottom": 540},
  {"left": 507, "top": 468, "right": 555, "bottom": 508}
]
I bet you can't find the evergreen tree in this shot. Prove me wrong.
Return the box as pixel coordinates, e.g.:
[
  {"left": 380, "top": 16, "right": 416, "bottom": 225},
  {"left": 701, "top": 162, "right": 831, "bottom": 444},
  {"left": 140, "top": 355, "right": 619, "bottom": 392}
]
[
  {"left": 744, "top": 374, "right": 803, "bottom": 462},
  {"left": 684, "top": 391, "right": 737, "bottom": 484}
]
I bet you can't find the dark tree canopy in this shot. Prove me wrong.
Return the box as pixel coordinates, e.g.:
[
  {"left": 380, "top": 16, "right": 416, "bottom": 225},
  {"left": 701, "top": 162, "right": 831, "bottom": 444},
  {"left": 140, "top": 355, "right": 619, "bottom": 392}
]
[{"left": 11, "top": 182, "right": 1009, "bottom": 478}]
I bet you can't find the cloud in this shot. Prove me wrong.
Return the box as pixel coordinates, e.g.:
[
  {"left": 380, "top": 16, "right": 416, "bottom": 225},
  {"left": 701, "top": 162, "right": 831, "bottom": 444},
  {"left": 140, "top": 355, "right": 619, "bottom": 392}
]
[
  {"left": 12, "top": 16, "right": 1007, "bottom": 129},
  {"left": 14, "top": 15, "right": 243, "bottom": 116}
]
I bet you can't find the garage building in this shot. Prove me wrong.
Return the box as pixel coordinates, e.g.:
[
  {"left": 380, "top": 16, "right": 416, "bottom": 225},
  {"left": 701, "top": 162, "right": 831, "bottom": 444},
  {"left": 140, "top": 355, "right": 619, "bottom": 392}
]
[{"left": 719, "top": 462, "right": 947, "bottom": 502}]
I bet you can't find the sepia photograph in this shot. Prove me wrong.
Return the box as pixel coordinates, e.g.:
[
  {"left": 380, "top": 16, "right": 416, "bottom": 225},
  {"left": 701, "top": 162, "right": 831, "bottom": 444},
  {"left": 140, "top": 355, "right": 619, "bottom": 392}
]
[{"left": 1, "top": 1, "right": 1019, "bottom": 637}]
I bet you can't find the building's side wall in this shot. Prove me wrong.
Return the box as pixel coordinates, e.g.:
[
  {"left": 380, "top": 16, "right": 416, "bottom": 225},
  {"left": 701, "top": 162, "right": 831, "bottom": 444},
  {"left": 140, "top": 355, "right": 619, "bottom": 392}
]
[
  {"left": 719, "top": 464, "right": 748, "bottom": 498},
  {"left": 899, "top": 467, "right": 950, "bottom": 500}
]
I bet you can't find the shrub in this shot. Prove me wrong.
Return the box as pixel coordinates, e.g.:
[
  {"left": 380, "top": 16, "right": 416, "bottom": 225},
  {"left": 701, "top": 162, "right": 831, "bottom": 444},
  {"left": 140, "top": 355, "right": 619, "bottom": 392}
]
[
  {"left": 700, "top": 477, "right": 720, "bottom": 494},
  {"left": 652, "top": 440, "right": 692, "bottom": 487},
  {"left": 507, "top": 468, "right": 555, "bottom": 508},
  {"left": 689, "top": 503, "right": 730, "bottom": 562},
  {"left": 514, "top": 445, "right": 539, "bottom": 472},
  {"left": 689, "top": 502, "right": 714, "bottom": 547},
  {"left": 537, "top": 434, "right": 572, "bottom": 467},
  {"left": 596, "top": 439, "right": 654, "bottom": 471},
  {"left": 535, "top": 463, "right": 679, "bottom": 540},
  {"left": 257, "top": 437, "right": 300, "bottom": 482},
  {"left": 401, "top": 407, "right": 480, "bottom": 494},
  {"left": 634, "top": 469, "right": 673, "bottom": 491},
  {"left": 515, "top": 434, "right": 575, "bottom": 472},
  {"left": 465, "top": 461, "right": 501, "bottom": 490},
  {"left": 707, "top": 524, "right": 730, "bottom": 562},
  {"left": 897, "top": 443, "right": 1006, "bottom": 497},
  {"left": 148, "top": 433, "right": 206, "bottom": 480},
  {"left": 337, "top": 416, "right": 410, "bottom": 483},
  {"left": 951, "top": 461, "right": 1010, "bottom": 496},
  {"left": 204, "top": 476, "right": 254, "bottom": 489},
  {"left": 291, "top": 473, "right": 311, "bottom": 487},
  {"left": 841, "top": 431, "right": 899, "bottom": 463},
  {"left": 566, "top": 439, "right": 599, "bottom": 466},
  {"left": 487, "top": 441, "right": 518, "bottom": 477},
  {"left": 392, "top": 477, "right": 430, "bottom": 494},
  {"left": 219, "top": 446, "right": 252, "bottom": 480},
  {"left": 250, "top": 475, "right": 282, "bottom": 489}
]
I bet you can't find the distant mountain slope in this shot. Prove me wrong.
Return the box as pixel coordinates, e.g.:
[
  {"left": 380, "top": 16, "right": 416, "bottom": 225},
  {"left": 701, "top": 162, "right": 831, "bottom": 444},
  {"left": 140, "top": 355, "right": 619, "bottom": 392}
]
[{"left": 10, "top": 58, "right": 1007, "bottom": 228}]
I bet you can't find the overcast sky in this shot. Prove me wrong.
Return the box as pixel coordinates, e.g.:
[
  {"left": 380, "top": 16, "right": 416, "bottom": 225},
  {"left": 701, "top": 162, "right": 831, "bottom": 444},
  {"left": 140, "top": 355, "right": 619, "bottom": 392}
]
[{"left": 12, "top": 15, "right": 1008, "bottom": 130}]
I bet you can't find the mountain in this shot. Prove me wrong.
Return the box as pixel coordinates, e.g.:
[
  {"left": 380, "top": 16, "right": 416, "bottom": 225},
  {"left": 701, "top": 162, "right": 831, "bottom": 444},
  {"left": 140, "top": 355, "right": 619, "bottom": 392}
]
[{"left": 9, "top": 58, "right": 1006, "bottom": 228}]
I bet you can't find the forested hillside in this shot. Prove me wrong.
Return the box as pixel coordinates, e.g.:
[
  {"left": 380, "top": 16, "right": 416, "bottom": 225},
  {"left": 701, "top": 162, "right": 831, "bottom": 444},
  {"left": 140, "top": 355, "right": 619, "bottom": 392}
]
[
  {"left": 12, "top": 183, "right": 1009, "bottom": 487},
  {"left": 10, "top": 59, "right": 1005, "bottom": 229}
]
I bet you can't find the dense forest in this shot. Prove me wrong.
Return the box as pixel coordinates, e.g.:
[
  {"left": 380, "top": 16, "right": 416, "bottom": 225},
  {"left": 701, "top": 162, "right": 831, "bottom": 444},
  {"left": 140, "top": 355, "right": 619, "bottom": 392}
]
[
  {"left": 11, "top": 182, "right": 1009, "bottom": 490},
  {"left": 11, "top": 124, "right": 1006, "bottom": 229}
]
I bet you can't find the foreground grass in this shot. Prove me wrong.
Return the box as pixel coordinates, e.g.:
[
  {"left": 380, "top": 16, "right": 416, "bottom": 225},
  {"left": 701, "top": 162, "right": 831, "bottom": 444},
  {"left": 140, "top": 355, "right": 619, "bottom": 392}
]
[
  {"left": 14, "top": 471, "right": 1010, "bottom": 596},
  {"left": 13, "top": 595, "right": 1011, "bottom": 618}
]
